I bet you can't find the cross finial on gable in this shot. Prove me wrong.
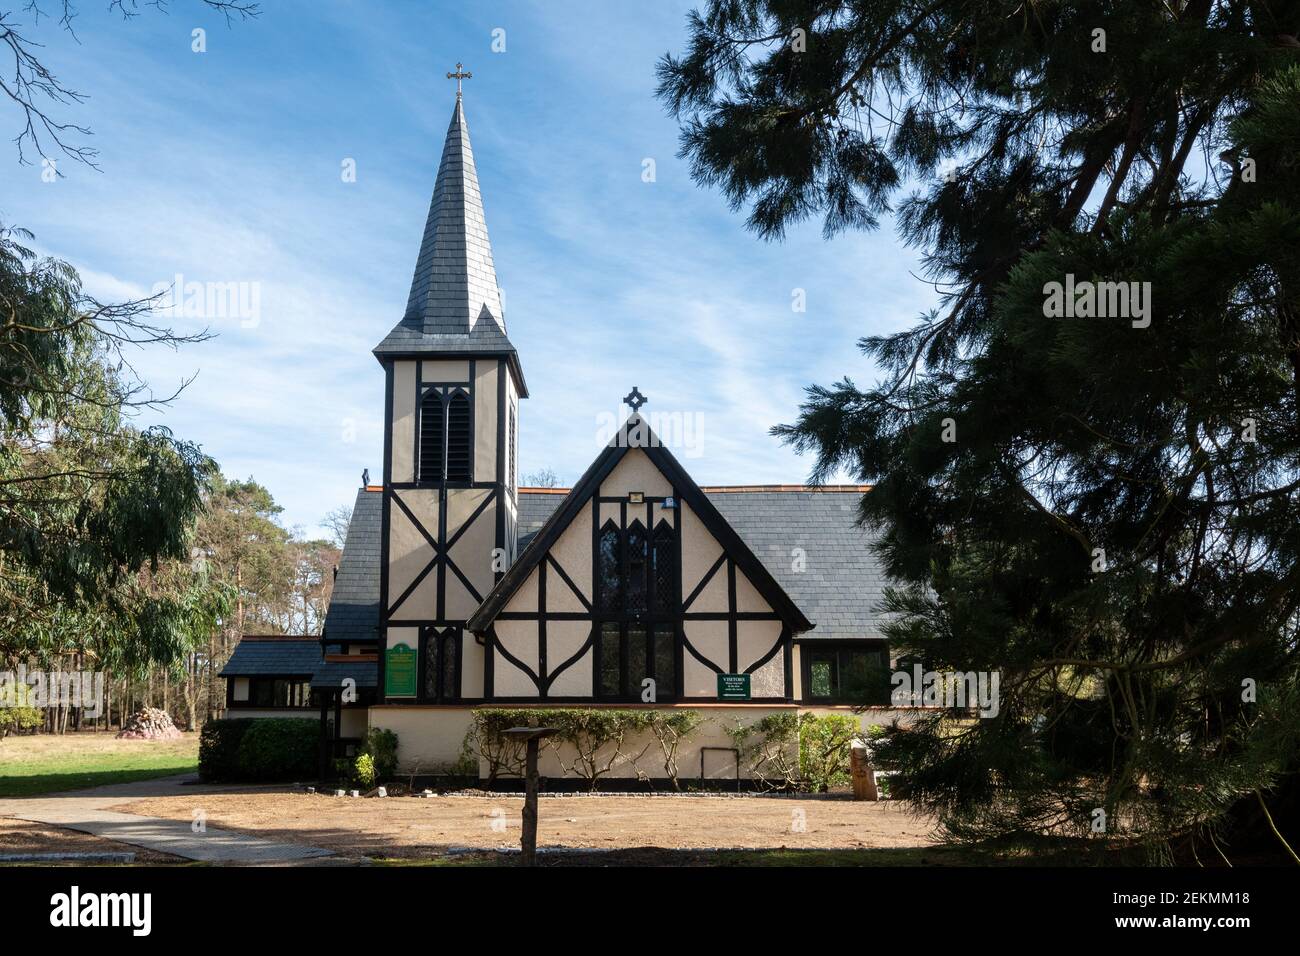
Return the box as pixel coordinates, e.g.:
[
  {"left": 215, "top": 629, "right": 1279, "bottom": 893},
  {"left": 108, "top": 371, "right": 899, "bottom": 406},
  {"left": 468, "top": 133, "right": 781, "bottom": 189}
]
[
  {"left": 623, "top": 386, "right": 648, "bottom": 413},
  {"left": 446, "top": 62, "right": 472, "bottom": 98}
]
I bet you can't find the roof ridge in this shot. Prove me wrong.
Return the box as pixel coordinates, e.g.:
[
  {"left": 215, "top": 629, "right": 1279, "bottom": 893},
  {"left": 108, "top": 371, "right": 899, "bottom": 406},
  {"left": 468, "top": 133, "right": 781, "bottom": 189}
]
[{"left": 239, "top": 635, "right": 319, "bottom": 642}]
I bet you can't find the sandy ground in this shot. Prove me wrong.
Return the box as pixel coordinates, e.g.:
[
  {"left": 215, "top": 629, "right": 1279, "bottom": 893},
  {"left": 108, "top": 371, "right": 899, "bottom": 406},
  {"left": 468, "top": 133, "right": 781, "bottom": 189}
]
[
  {"left": 112, "top": 790, "right": 939, "bottom": 859},
  {"left": 0, "top": 817, "right": 182, "bottom": 863}
]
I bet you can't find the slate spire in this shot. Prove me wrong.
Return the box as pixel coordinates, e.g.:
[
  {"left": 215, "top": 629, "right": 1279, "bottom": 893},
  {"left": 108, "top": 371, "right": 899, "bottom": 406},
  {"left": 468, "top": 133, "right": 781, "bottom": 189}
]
[
  {"left": 402, "top": 96, "right": 505, "bottom": 335},
  {"left": 373, "top": 94, "right": 524, "bottom": 395}
]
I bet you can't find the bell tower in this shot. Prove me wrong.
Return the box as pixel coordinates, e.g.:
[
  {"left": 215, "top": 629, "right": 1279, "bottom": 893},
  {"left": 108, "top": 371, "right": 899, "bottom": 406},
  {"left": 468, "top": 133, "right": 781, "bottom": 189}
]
[{"left": 373, "top": 78, "right": 526, "bottom": 705}]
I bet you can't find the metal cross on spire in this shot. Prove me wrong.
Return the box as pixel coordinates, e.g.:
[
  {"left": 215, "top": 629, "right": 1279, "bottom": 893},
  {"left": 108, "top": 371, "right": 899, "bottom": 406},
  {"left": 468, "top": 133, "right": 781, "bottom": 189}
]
[
  {"left": 623, "top": 386, "right": 648, "bottom": 413},
  {"left": 446, "top": 62, "right": 472, "bottom": 98}
]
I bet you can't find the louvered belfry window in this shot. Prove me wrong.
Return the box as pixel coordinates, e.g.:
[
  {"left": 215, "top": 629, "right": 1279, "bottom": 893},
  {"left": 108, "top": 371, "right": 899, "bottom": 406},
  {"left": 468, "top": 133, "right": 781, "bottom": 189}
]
[
  {"left": 418, "top": 390, "right": 444, "bottom": 482},
  {"left": 446, "top": 391, "right": 471, "bottom": 481},
  {"left": 420, "top": 387, "right": 471, "bottom": 484}
]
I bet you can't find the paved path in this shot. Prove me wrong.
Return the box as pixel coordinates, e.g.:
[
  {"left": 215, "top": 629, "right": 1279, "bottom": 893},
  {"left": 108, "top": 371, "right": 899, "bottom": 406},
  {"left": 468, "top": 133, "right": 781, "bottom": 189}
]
[{"left": 0, "top": 775, "right": 334, "bottom": 864}]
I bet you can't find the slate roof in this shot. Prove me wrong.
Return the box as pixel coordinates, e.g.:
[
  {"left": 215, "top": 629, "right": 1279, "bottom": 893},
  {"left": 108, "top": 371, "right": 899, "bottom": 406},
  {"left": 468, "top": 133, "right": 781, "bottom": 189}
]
[
  {"left": 518, "top": 490, "right": 567, "bottom": 548},
  {"left": 219, "top": 638, "right": 322, "bottom": 678},
  {"left": 514, "top": 486, "right": 888, "bottom": 639},
  {"left": 373, "top": 96, "right": 523, "bottom": 387},
  {"left": 321, "top": 487, "right": 382, "bottom": 645},
  {"left": 315, "top": 484, "right": 887, "bottom": 643},
  {"left": 707, "top": 489, "right": 888, "bottom": 640},
  {"left": 310, "top": 658, "right": 378, "bottom": 690}
]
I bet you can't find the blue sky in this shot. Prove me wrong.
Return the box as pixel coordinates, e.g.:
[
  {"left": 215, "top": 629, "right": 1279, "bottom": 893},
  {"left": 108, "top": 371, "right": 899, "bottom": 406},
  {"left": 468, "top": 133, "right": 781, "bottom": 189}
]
[{"left": 5, "top": 0, "right": 934, "bottom": 537}]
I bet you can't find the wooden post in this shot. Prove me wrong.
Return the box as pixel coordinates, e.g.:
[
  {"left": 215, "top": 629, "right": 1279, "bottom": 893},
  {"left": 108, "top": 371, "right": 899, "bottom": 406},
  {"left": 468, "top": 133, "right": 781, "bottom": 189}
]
[
  {"left": 318, "top": 692, "right": 331, "bottom": 783},
  {"left": 851, "top": 741, "right": 879, "bottom": 801},
  {"left": 502, "top": 727, "right": 557, "bottom": 868},
  {"left": 521, "top": 738, "right": 540, "bottom": 867}
]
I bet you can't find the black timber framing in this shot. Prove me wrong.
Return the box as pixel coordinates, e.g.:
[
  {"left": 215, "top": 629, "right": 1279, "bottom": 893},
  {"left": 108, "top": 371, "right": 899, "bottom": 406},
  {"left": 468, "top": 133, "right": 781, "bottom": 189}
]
[
  {"left": 378, "top": 350, "right": 520, "bottom": 707},
  {"left": 467, "top": 414, "right": 811, "bottom": 633},
  {"left": 495, "top": 357, "right": 506, "bottom": 583},
  {"left": 372, "top": 348, "right": 528, "bottom": 400},
  {"left": 378, "top": 361, "right": 393, "bottom": 703},
  {"left": 470, "top": 415, "right": 809, "bottom": 704}
]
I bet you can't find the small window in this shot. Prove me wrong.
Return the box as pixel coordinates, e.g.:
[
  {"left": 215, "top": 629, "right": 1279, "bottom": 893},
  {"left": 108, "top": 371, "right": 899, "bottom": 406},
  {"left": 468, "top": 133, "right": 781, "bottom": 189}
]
[
  {"left": 809, "top": 654, "right": 836, "bottom": 698},
  {"left": 245, "top": 677, "right": 312, "bottom": 709},
  {"left": 423, "top": 628, "right": 461, "bottom": 702},
  {"left": 441, "top": 631, "right": 459, "bottom": 700},
  {"left": 803, "top": 644, "right": 890, "bottom": 704}
]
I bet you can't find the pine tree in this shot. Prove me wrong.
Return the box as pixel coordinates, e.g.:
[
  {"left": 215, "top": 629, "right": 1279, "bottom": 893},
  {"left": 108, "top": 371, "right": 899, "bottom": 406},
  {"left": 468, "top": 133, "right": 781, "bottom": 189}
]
[{"left": 660, "top": 1, "right": 1300, "bottom": 857}]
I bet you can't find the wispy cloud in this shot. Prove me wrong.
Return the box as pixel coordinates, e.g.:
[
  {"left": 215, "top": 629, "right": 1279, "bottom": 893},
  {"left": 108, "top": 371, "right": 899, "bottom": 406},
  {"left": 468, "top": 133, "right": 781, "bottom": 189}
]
[{"left": 4, "top": 0, "right": 935, "bottom": 534}]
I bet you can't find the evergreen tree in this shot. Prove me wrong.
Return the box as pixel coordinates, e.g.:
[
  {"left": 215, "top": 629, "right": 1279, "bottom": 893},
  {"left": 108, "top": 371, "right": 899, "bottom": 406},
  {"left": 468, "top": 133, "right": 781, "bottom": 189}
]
[
  {"left": 0, "top": 222, "right": 220, "bottom": 671},
  {"left": 660, "top": 1, "right": 1300, "bottom": 856}
]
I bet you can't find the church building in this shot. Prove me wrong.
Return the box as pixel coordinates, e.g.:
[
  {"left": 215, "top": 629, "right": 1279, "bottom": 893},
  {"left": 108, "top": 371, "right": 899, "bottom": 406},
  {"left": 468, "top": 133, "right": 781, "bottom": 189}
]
[{"left": 221, "top": 86, "right": 905, "bottom": 783}]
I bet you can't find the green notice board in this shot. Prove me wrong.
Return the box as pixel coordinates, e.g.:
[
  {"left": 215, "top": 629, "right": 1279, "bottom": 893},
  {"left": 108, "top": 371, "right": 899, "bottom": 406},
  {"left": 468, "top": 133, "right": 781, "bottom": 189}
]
[
  {"left": 385, "top": 643, "right": 417, "bottom": 697},
  {"left": 717, "top": 673, "right": 751, "bottom": 701}
]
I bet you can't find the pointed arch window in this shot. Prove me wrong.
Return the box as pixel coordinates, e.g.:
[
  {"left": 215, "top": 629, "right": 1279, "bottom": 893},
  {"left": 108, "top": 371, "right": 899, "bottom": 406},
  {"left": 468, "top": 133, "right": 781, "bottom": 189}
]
[
  {"left": 418, "top": 390, "right": 444, "bottom": 482},
  {"left": 626, "top": 520, "right": 648, "bottom": 616},
  {"left": 652, "top": 520, "right": 676, "bottom": 613},
  {"left": 594, "top": 513, "right": 678, "bottom": 701},
  {"left": 446, "top": 390, "right": 471, "bottom": 481},
  {"left": 597, "top": 521, "right": 622, "bottom": 612},
  {"left": 418, "top": 386, "right": 471, "bottom": 484},
  {"left": 423, "top": 627, "right": 461, "bottom": 702}
]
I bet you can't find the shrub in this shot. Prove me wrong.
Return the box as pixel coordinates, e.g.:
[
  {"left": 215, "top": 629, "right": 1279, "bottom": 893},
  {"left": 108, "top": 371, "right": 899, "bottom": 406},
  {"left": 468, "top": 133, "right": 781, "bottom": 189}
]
[
  {"left": 198, "top": 718, "right": 256, "bottom": 781},
  {"left": 0, "top": 679, "right": 42, "bottom": 740},
  {"left": 234, "top": 718, "right": 318, "bottom": 781},
  {"left": 728, "top": 713, "right": 802, "bottom": 789},
  {"left": 644, "top": 710, "right": 704, "bottom": 790},
  {"left": 339, "top": 753, "right": 376, "bottom": 789},
  {"left": 465, "top": 709, "right": 531, "bottom": 784},
  {"left": 799, "top": 713, "right": 860, "bottom": 792},
  {"left": 728, "top": 712, "right": 861, "bottom": 791},
  {"left": 546, "top": 709, "right": 653, "bottom": 790},
  {"left": 468, "top": 707, "right": 673, "bottom": 790},
  {"left": 361, "top": 728, "right": 398, "bottom": 780}
]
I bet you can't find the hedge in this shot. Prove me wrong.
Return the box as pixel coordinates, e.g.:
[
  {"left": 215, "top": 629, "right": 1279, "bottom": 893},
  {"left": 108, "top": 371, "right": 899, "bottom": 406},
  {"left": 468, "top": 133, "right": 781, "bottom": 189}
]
[
  {"left": 198, "top": 718, "right": 256, "bottom": 781},
  {"left": 199, "top": 717, "right": 318, "bottom": 782},
  {"left": 236, "top": 718, "right": 319, "bottom": 781}
]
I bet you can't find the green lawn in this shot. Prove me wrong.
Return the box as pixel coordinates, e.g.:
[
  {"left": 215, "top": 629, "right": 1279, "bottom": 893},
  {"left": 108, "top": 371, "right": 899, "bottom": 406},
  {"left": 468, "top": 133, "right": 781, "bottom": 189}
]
[{"left": 0, "top": 733, "right": 198, "bottom": 798}]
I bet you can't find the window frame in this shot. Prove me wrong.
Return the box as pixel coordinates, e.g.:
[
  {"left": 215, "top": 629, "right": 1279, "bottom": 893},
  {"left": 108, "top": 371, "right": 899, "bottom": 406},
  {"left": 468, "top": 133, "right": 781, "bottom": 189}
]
[
  {"left": 420, "top": 626, "right": 462, "bottom": 703},
  {"left": 799, "top": 641, "right": 892, "bottom": 705},
  {"left": 229, "top": 675, "right": 319, "bottom": 710},
  {"left": 416, "top": 381, "right": 474, "bottom": 486},
  {"left": 592, "top": 506, "right": 679, "bottom": 702}
]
